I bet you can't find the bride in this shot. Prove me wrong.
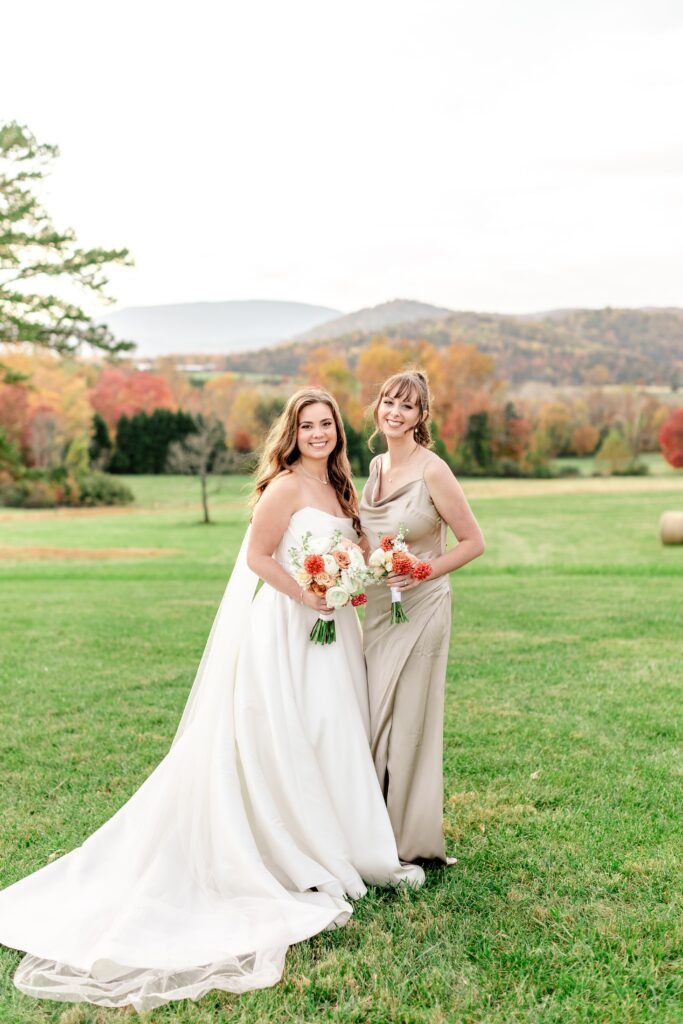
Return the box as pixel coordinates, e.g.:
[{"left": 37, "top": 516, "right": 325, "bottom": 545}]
[{"left": 0, "top": 387, "right": 423, "bottom": 1012}]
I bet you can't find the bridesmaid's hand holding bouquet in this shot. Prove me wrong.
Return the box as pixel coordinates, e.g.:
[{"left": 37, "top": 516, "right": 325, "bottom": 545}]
[{"left": 367, "top": 525, "right": 433, "bottom": 624}]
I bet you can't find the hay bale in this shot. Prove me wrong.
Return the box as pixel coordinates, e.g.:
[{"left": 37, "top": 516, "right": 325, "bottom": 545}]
[{"left": 660, "top": 511, "right": 683, "bottom": 545}]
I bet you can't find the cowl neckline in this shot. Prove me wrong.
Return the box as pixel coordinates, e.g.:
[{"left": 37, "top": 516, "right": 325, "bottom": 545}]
[{"left": 366, "top": 457, "right": 426, "bottom": 507}]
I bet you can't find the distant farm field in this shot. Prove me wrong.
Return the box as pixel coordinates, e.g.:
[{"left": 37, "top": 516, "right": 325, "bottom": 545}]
[{"left": 1, "top": 474, "right": 682, "bottom": 1024}]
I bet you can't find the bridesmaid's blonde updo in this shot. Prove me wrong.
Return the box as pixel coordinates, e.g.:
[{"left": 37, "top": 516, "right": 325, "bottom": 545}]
[
  {"left": 251, "top": 387, "right": 360, "bottom": 534},
  {"left": 368, "top": 369, "right": 433, "bottom": 451}
]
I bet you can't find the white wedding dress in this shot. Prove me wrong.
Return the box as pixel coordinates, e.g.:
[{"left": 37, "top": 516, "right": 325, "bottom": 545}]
[{"left": 0, "top": 507, "right": 423, "bottom": 1011}]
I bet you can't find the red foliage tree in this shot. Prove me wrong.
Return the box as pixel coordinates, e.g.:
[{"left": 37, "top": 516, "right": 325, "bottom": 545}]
[
  {"left": 233, "top": 430, "right": 253, "bottom": 453},
  {"left": 89, "top": 369, "right": 176, "bottom": 431},
  {"left": 658, "top": 408, "right": 683, "bottom": 468},
  {"left": 0, "top": 383, "right": 30, "bottom": 446}
]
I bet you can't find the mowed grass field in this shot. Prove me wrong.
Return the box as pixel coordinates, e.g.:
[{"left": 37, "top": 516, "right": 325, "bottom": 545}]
[{"left": 1, "top": 473, "right": 682, "bottom": 1024}]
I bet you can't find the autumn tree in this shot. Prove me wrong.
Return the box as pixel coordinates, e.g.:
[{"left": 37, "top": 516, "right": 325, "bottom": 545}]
[
  {"left": 303, "top": 347, "right": 360, "bottom": 425},
  {"left": 594, "top": 430, "right": 638, "bottom": 475},
  {"left": 570, "top": 423, "right": 600, "bottom": 456},
  {"left": 537, "top": 401, "right": 574, "bottom": 457},
  {"left": 491, "top": 402, "right": 532, "bottom": 464},
  {"left": 356, "top": 338, "right": 409, "bottom": 408},
  {"left": 0, "top": 122, "right": 132, "bottom": 382},
  {"left": 200, "top": 372, "right": 239, "bottom": 423},
  {"left": 658, "top": 408, "right": 683, "bottom": 468},
  {"left": 0, "top": 380, "right": 30, "bottom": 446},
  {"left": 89, "top": 368, "right": 176, "bottom": 432},
  {"left": 434, "top": 343, "right": 498, "bottom": 451},
  {"left": 616, "top": 390, "right": 667, "bottom": 455}
]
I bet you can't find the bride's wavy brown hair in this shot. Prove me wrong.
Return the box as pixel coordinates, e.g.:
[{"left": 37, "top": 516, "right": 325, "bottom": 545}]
[
  {"left": 368, "top": 369, "right": 433, "bottom": 452},
  {"left": 251, "top": 387, "right": 361, "bottom": 535}
]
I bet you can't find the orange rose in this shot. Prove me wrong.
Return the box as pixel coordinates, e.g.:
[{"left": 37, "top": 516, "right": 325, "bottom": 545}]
[{"left": 333, "top": 549, "right": 351, "bottom": 569}]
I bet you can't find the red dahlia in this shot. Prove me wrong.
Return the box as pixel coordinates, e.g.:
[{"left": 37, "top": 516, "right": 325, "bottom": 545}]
[
  {"left": 303, "top": 554, "right": 325, "bottom": 574},
  {"left": 391, "top": 552, "right": 414, "bottom": 576},
  {"left": 411, "top": 561, "right": 433, "bottom": 581},
  {"left": 380, "top": 535, "right": 395, "bottom": 552}
]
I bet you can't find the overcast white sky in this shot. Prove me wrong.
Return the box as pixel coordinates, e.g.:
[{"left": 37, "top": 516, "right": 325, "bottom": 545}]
[{"left": 3, "top": 0, "right": 683, "bottom": 316}]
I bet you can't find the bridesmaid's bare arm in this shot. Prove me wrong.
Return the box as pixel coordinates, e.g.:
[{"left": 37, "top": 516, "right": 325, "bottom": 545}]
[
  {"left": 388, "top": 455, "right": 485, "bottom": 590},
  {"left": 424, "top": 457, "right": 485, "bottom": 580},
  {"left": 246, "top": 476, "right": 328, "bottom": 611}
]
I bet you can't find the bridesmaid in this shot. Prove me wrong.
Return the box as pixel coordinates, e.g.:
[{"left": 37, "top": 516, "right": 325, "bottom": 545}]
[{"left": 360, "top": 370, "right": 485, "bottom": 864}]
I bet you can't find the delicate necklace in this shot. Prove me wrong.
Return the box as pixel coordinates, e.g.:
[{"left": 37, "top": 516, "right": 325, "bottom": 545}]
[
  {"left": 298, "top": 462, "right": 329, "bottom": 485},
  {"left": 386, "top": 444, "right": 419, "bottom": 483}
]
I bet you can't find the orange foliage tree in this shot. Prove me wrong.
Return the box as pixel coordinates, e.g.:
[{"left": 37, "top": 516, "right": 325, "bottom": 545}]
[
  {"left": 0, "top": 382, "right": 30, "bottom": 446},
  {"left": 0, "top": 351, "right": 92, "bottom": 461},
  {"left": 570, "top": 423, "right": 600, "bottom": 456},
  {"left": 356, "top": 338, "right": 410, "bottom": 408},
  {"left": 89, "top": 368, "right": 176, "bottom": 432},
  {"left": 431, "top": 343, "right": 499, "bottom": 450},
  {"left": 303, "top": 347, "right": 361, "bottom": 427}
]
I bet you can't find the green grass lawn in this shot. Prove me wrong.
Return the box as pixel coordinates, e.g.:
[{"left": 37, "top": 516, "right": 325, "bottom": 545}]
[{"left": 1, "top": 475, "right": 682, "bottom": 1024}]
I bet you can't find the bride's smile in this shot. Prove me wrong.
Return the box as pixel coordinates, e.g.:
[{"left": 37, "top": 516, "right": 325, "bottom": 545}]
[{"left": 297, "top": 403, "right": 337, "bottom": 461}]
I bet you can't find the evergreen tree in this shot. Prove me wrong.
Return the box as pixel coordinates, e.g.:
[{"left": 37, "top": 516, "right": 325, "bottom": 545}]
[
  {"left": 343, "top": 417, "right": 373, "bottom": 476},
  {"left": 0, "top": 122, "right": 132, "bottom": 384},
  {"left": 429, "top": 420, "right": 453, "bottom": 470},
  {"left": 457, "top": 411, "right": 493, "bottom": 474},
  {"left": 110, "top": 409, "right": 196, "bottom": 474},
  {"left": 88, "top": 413, "right": 112, "bottom": 469}
]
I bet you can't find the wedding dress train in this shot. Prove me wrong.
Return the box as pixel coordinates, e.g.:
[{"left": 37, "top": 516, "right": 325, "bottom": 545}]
[{"left": 0, "top": 507, "right": 423, "bottom": 1011}]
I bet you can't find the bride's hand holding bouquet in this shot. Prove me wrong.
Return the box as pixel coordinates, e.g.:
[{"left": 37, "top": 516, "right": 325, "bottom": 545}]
[{"left": 289, "top": 530, "right": 369, "bottom": 644}]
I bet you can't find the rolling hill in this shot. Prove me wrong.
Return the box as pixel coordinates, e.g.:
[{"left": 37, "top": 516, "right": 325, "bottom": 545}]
[
  {"left": 223, "top": 306, "right": 683, "bottom": 388},
  {"left": 104, "top": 300, "right": 342, "bottom": 356},
  {"left": 291, "top": 299, "right": 454, "bottom": 342}
]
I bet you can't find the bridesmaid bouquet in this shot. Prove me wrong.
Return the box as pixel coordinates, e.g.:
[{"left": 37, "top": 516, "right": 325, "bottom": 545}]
[
  {"left": 367, "top": 524, "right": 433, "bottom": 624},
  {"left": 288, "top": 530, "right": 369, "bottom": 644}
]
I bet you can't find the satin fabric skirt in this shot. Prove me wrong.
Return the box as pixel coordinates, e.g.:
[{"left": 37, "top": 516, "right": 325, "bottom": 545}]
[{"left": 363, "top": 578, "right": 452, "bottom": 862}]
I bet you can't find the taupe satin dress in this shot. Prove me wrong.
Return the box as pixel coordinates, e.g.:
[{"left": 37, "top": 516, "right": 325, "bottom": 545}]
[{"left": 360, "top": 459, "right": 451, "bottom": 863}]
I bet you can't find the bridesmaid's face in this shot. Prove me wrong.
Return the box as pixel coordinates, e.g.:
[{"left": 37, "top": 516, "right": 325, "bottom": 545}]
[
  {"left": 297, "top": 402, "right": 338, "bottom": 461},
  {"left": 379, "top": 388, "right": 421, "bottom": 439}
]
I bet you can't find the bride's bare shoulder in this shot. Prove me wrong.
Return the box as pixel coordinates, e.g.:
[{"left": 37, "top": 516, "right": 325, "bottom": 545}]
[{"left": 260, "top": 470, "right": 300, "bottom": 505}]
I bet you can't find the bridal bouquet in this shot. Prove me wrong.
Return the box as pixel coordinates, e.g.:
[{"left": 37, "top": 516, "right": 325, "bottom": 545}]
[
  {"left": 288, "top": 530, "right": 369, "bottom": 644},
  {"left": 367, "top": 524, "right": 433, "bottom": 624}
]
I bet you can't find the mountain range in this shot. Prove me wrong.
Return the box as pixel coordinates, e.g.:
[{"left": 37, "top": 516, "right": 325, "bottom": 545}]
[
  {"left": 105, "top": 298, "right": 683, "bottom": 388},
  {"left": 222, "top": 303, "right": 683, "bottom": 388}
]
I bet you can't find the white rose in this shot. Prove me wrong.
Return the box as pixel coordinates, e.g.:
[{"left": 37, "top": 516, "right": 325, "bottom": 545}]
[
  {"left": 325, "top": 586, "right": 350, "bottom": 609},
  {"left": 382, "top": 551, "right": 394, "bottom": 571},
  {"left": 323, "top": 554, "right": 338, "bottom": 575},
  {"left": 308, "top": 535, "right": 333, "bottom": 556},
  {"left": 346, "top": 546, "right": 365, "bottom": 571},
  {"left": 369, "top": 549, "right": 385, "bottom": 568},
  {"left": 294, "top": 570, "right": 312, "bottom": 588},
  {"left": 339, "top": 569, "right": 355, "bottom": 592}
]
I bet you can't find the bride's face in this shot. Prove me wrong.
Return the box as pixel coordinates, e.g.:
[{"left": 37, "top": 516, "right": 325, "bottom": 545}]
[
  {"left": 378, "top": 387, "right": 421, "bottom": 439},
  {"left": 297, "top": 402, "right": 338, "bottom": 461}
]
